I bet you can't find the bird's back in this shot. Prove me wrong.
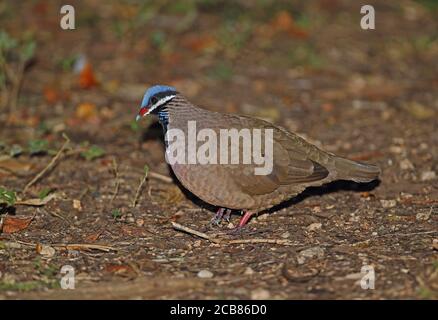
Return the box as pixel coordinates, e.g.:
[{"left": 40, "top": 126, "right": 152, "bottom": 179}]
[{"left": 165, "top": 95, "right": 379, "bottom": 211}]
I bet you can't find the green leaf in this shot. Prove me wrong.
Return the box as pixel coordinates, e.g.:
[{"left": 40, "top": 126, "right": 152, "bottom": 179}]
[
  {"left": 130, "top": 120, "right": 140, "bottom": 132},
  {"left": 0, "top": 187, "right": 16, "bottom": 206},
  {"left": 150, "top": 31, "right": 166, "bottom": 48},
  {"left": 111, "top": 208, "right": 122, "bottom": 219},
  {"left": 38, "top": 187, "right": 52, "bottom": 200},
  {"left": 143, "top": 164, "right": 149, "bottom": 176},
  {"left": 0, "top": 31, "right": 17, "bottom": 51},
  {"left": 21, "top": 40, "right": 36, "bottom": 62},
  {"left": 59, "top": 54, "right": 77, "bottom": 71},
  {"left": 28, "top": 139, "right": 49, "bottom": 155},
  {"left": 80, "top": 145, "right": 105, "bottom": 161}
]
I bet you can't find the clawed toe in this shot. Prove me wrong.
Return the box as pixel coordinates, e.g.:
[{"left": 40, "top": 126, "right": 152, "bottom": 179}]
[{"left": 210, "top": 208, "right": 228, "bottom": 227}]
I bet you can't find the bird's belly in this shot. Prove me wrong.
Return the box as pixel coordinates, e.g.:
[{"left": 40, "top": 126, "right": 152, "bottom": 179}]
[{"left": 170, "top": 163, "right": 256, "bottom": 209}]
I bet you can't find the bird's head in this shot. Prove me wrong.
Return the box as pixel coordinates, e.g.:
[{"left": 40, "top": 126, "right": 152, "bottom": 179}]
[{"left": 136, "top": 85, "right": 178, "bottom": 121}]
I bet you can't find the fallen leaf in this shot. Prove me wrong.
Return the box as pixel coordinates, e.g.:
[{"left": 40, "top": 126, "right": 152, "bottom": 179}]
[
  {"left": 36, "top": 243, "right": 56, "bottom": 257},
  {"left": 1, "top": 216, "right": 33, "bottom": 234},
  {"left": 43, "top": 87, "right": 59, "bottom": 104},
  {"left": 75, "top": 102, "right": 97, "bottom": 120},
  {"left": 73, "top": 199, "right": 82, "bottom": 211},
  {"left": 0, "top": 158, "right": 33, "bottom": 175},
  {"left": 120, "top": 225, "right": 148, "bottom": 237},
  {"left": 84, "top": 229, "right": 105, "bottom": 242},
  {"left": 16, "top": 193, "right": 56, "bottom": 206},
  {"left": 404, "top": 102, "right": 435, "bottom": 120},
  {"left": 104, "top": 264, "right": 135, "bottom": 275},
  {"left": 79, "top": 63, "right": 98, "bottom": 89},
  {"left": 182, "top": 34, "right": 217, "bottom": 53},
  {"left": 271, "top": 11, "right": 308, "bottom": 39}
]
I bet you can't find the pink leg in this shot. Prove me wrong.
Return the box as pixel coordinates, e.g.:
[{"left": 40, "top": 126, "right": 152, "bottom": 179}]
[{"left": 237, "top": 211, "right": 254, "bottom": 228}]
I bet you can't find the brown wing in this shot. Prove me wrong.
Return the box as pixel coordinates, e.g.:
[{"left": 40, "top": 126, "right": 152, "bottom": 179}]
[{"left": 225, "top": 122, "right": 329, "bottom": 196}]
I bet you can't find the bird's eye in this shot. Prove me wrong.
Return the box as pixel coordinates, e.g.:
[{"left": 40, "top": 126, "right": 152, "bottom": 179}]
[{"left": 150, "top": 97, "right": 158, "bottom": 104}]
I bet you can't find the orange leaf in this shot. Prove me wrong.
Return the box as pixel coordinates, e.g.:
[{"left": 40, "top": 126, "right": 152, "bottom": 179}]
[
  {"left": 271, "top": 11, "right": 308, "bottom": 39},
  {"left": 182, "top": 35, "right": 216, "bottom": 53},
  {"left": 79, "top": 63, "right": 98, "bottom": 89},
  {"left": 272, "top": 11, "right": 294, "bottom": 31},
  {"left": 75, "top": 102, "right": 97, "bottom": 120},
  {"left": 43, "top": 87, "right": 59, "bottom": 104},
  {"left": 105, "top": 264, "right": 135, "bottom": 275},
  {"left": 1, "top": 216, "right": 33, "bottom": 234}
]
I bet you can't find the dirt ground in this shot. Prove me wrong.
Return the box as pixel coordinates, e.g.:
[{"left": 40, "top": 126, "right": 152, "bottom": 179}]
[{"left": 0, "top": 1, "right": 437, "bottom": 299}]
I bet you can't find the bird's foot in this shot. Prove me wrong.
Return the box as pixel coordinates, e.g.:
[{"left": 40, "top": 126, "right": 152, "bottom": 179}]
[
  {"left": 210, "top": 208, "right": 231, "bottom": 226},
  {"left": 228, "top": 211, "right": 254, "bottom": 233}
]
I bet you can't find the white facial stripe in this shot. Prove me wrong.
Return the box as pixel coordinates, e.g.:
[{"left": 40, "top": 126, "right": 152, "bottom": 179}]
[{"left": 146, "top": 95, "right": 176, "bottom": 115}]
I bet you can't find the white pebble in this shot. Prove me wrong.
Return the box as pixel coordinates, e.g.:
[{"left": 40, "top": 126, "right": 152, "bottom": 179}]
[{"left": 197, "top": 270, "right": 213, "bottom": 278}]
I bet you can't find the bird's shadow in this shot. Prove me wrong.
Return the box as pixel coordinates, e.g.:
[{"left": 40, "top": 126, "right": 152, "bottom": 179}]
[
  {"left": 264, "top": 179, "right": 381, "bottom": 214},
  {"left": 172, "top": 172, "right": 381, "bottom": 217}
]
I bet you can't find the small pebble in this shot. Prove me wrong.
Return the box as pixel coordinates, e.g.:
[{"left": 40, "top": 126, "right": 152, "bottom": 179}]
[
  {"left": 244, "top": 267, "right": 255, "bottom": 275},
  {"left": 281, "top": 231, "right": 290, "bottom": 238},
  {"left": 416, "top": 210, "right": 431, "bottom": 221},
  {"left": 251, "top": 288, "right": 270, "bottom": 300},
  {"left": 420, "top": 170, "right": 436, "bottom": 181},
  {"left": 193, "top": 240, "right": 202, "bottom": 248},
  {"left": 380, "top": 199, "right": 397, "bottom": 208},
  {"left": 307, "top": 222, "right": 322, "bottom": 232},
  {"left": 298, "top": 246, "right": 325, "bottom": 264},
  {"left": 400, "top": 159, "right": 414, "bottom": 170},
  {"left": 135, "top": 218, "right": 144, "bottom": 227},
  {"left": 197, "top": 270, "right": 213, "bottom": 278}
]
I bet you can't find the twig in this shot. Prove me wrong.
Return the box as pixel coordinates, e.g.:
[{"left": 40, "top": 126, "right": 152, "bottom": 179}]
[
  {"left": 39, "top": 208, "right": 71, "bottom": 225},
  {"left": 149, "top": 171, "right": 173, "bottom": 183},
  {"left": 9, "top": 61, "right": 25, "bottom": 110},
  {"left": 132, "top": 165, "right": 149, "bottom": 207},
  {"left": 171, "top": 222, "right": 295, "bottom": 246},
  {"left": 110, "top": 157, "right": 120, "bottom": 203},
  {"left": 23, "top": 134, "right": 70, "bottom": 193},
  {"left": 171, "top": 222, "right": 220, "bottom": 243},
  {"left": 352, "top": 230, "right": 437, "bottom": 246},
  {"left": 227, "top": 238, "right": 293, "bottom": 245},
  {"left": 52, "top": 243, "right": 118, "bottom": 252},
  {"left": 5, "top": 240, "right": 116, "bottom": 252}
]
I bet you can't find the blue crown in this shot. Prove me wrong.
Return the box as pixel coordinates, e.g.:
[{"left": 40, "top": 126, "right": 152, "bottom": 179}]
[{"left": 141, "top": 85, "right": 177, "bottom": 107}]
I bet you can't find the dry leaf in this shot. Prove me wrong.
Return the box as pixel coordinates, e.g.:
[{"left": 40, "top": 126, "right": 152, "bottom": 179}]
[
  {"left": 73, "top": 199, "right": 82, "bottom": 211},
  {"left": 15, "top": 193, "right": 56, "bottom": 206},
  {"left": 43, "top": 87, "right": 59, "bottom": 104},
  {"left": 105, "top": 264, "right": 135, "bottom": 275},
  {"left": 271, "top": 11, "right": 308, "bottom": 39},
  {"left": 79, "top": 63, "right": 98, "bottom": 89},
  {"left": 1, "top": 216, "right": 33, "bottom": 234},
  {"left": 75, "top": 103, "right": 97, "bottom": 120},
  {"left": 0, "top": 158, "right": 33, "bottom": 176},
  {"left": 36, "top": 243, "right": 56, "bottom": 257}
]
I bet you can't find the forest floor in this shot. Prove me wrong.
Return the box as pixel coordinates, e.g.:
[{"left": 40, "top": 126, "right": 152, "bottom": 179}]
[{"left": 0, "top": 1, "right": 437, "bottom": 299}]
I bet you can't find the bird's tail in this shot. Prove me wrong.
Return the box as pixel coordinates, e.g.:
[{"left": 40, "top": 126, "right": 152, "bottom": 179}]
[{"left": 334, "top": 157, "right": 380, "bottom": 183}]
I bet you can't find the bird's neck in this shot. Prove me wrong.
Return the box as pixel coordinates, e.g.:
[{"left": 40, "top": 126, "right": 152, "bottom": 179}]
[
  {"left": 158, "top": 109, "right": 169, "bottom": 131},
  {"left": 158, "top": 95, "right": 208, "bottom": 133}
]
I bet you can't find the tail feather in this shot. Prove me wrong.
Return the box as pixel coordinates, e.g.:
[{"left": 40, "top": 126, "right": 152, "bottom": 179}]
[{"left": 334, "top": 157, "right": 380, "bottom": 183}]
